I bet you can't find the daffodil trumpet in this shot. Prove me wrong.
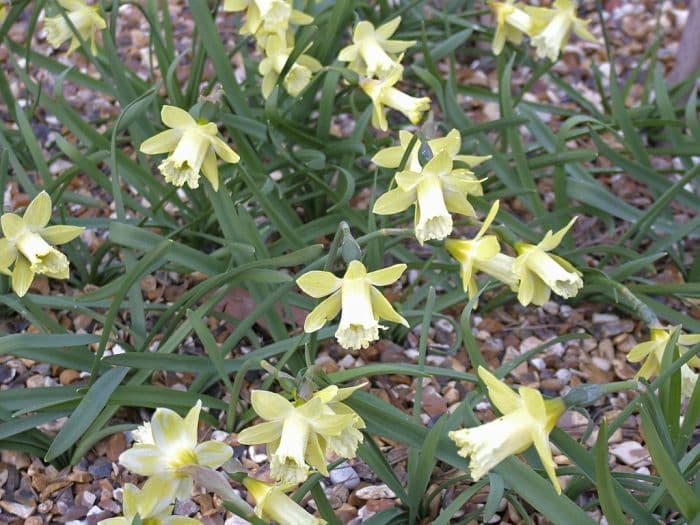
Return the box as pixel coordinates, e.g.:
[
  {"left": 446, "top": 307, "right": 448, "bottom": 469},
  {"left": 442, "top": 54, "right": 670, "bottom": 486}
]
[{"left": 361, "top": 67, "right": 430, "bottom": 131}]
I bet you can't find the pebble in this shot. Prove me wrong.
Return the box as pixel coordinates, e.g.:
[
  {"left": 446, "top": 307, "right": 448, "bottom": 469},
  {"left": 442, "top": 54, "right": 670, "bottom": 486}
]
[
  {"left": 224, "top": 517, "right": 253, "bottom": 525},
  {"left": 174, "top": 498, "right": 199, "bottom": 516},
  {"left": 555, "top": 368, "right": 572, "bottom": 383},
  {"left": 354, "top": 484, "right": 396, "bottom": 500},
  {"left": 610, "top": 441, "right": 651, "bottom": 467},
  {"left": 78, "top": 490, "right": 96, "bottom": 507},
  {"left": 530, "top": 357, "right": 546, "bottom": 371},
  {"left": 330, "top": 463, "right": 360, "bottom": 489},
  {"left": 0, "top": 500, "right": 35, "bottom": 519},
  {"left": 592, "top": 356, "right": 612, "bottom": 372},
  {"left": 87, "top": 459, "right": 113, "bottom": 479}
]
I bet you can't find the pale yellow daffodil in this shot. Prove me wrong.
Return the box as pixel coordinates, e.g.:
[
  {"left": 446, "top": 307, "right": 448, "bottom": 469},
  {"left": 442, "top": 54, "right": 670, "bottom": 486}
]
[
  {"left": 244, "top": 477, "right": 327, "bottom": 525},
  {"left": 360, "top": 67, "right": 430, "bottom": 131},
  {"left": 512, "top": 219, "right": 582, "bottom": 306},
  {"left": 140, "top": 106, "right": 239, "bottom": 191},
  {"left": 98, "top": 477, "right": 202, "bottom": 525},
  {"left": 119, "top": 401, "right": 233, "bottom": 500},
  {"left": 0, "top": 191, "right": 83, "bottom": 297},
  {"left": 444, "top": 200, "right": 519, "bottom": 302},
  {"left": 338, "top": 17, "right": 415, "bottom": 79},
  {"left": 373, "top": 150, "right": 484, "bottom": 244},
  {"left": 488, "top": 0, "right": 532, "bottom": 55},
  {"left": 296, "top": 260, "right": 408, "bottom": 350},
  {"left": 259, "top": 35, "right": 322, "bottom": 98},
  {"left": 44, "top": 0, "right": 106, "bottom": 55},
  {"left": 526, "top": 0, "right": 597, "bottom": 62},
  {"left": 223, "top": 0, "right": 312, "bottom": 42},
  {"left": 312, "top": 384, "right": 366, "bottom": 458},
  {"left": 372, "top": 129, "right": 491, "bottom": 173},
  {"left": 237, "top": 390, "right": 359, "bottom": 483},
  {"left": 627, "top": 327, "right": 700, "bottom": 399},
  {"left": 449, "top": 367, "right": 566, "bottom": 493}
]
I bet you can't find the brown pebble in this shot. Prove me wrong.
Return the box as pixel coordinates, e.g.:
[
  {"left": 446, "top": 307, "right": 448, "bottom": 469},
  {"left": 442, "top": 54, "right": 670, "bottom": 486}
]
[{"left": 59, "top": 369, "right": 81, "bottom": 385}]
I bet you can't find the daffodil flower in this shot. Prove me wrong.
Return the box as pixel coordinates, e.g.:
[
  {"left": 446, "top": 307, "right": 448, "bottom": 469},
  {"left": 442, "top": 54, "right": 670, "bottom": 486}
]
[
  {"left": 338, "top": 17, "right": 415, "bottom": 79},
  {"left": 259, "top": 35, "right": 322, "bottom": 98},
  {"left": 488, "top": 0, "right": 532, "bottom": 55},
  {"left": 627, "top": 327, "right": 700, "bottom": 398},
  {"left": 512, "top": 219, "right": 583, "bottom": 306},
  {"left": 140, "top": 106, "right": 239, "bottom": 191},
  {"left": 296, "top": 260, "right": 408, "bottom": 350},
  {"left": 444, "top": 201, "right": 519, "bottom": 302},
  {"left": 360, "top": 67, "right": 431, "bottom": 131},
  {"left": 119, "top": 401, "right": 233, "bottom": 500},
  {"left": 373, "top": 150, "right": 484, "bottom": 244},
  {"left": 312, "top": 384, "right": 366, "bottom": 458},
  {"left": 98, "top": 477, "right": 202, "bottom": 525},
  {"left": 0, "top": 191, "right": 83, "bottom": 297},
  {"left": 526, "top": 0, "right": 597, "bottom": 61},
  {"left": 449, "top": 367, "right": 566, "bottom": 493},
  {"left": 372, "top": 129, "right": 491, "bottom": 173},
  {"left": 223, "top": 0, "right": 312, "bottom": 42},
  {"left": 44, "top": 0, "right": 106, "bottom": 55},
  {"left": 244, "top": 477, "right": 326, "bottom": 525},
  {"left": 237, "top": 391, "right": 358, "bottom": 483}
]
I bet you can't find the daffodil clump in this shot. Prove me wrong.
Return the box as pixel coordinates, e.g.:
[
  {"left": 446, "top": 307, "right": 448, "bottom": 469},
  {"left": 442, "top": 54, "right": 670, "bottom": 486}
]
[
  {"left": 487, "top": 0, "right": 597, "bottom": 60},
  {"left": 627, "top": 327, "right": 700, "bottom": 399},
  {"left": 44, "top": 0, "right": 106, "bottom": 54},
  {"left": 297, "top": 260, "right": 408, "bottom": 350},
  {"left": 449, "top": 367, "right": 567, "bottom": 493},
  {"left": 140, "top": 106, "right": 240, "bottom": 190},
  {"left": 0, "top": 191, "right": 83, "bottom": 297}
]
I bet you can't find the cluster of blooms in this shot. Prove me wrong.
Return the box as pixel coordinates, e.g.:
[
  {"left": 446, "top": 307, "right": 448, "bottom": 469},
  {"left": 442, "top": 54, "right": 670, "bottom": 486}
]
[
  {"left": 489, "top": 0, "right": 596, "bottom": 60},
  {"left": 340, "top": 18, "right": 431, "bottom": 131},
  {"left": 13, "top": 0, "right": 695, "bottom": 513},
  {"left": 224, "top": 0, "right": 320, "bottom": 98}
]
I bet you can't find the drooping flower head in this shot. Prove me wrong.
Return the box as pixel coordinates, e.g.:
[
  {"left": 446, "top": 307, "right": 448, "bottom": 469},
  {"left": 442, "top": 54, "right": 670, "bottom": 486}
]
[
  {"left": 119, "top": 401, "right": 233, "bottom": 500},
  {"left": 338, "top": 17, "right": 415, "bottom": 79},
  {"left": 244, "top": 477, "right": 327, "bottom": 525},
  {"left": 259, "top": 35, "right": 322, "bottom": 98},
  {"left": 449, "top": 367, "right": 566, "bottom": 493},
  {"left": 373, "top": 150, "right": 484, "bottom": 244},
  {"left": 140, "top": 106, "right": 240, "bottom": 191},
  {"left": 44, "top": 0, "right": 106, "bottom": 55},
  {"left": 372, "top": 129, "right": 491, "bottom": 173},
  {"left": 296, "top": 260, "right": 408, "bottom": 350},
  {"left": 526, "top": 0, "right": 597, "bottom": 62},
  {"left": 512, "top": 219, "right": 583, "bottom": 306},
  {"left": 98, "top": 477, "right": 202, "bottom": 525},
  {"left": 487, "top": 0, "right": 532, "bottom": 55},
  {"left": 444, "top": 200, "right": 519, "bottom": 302},
  {"left": 361, "top": 67, "right": 431, "bottom": 131},
  {"left": 223, "top": 0, "right": 312, "bottom": 43},
  {"left": 237, "top": 390, "right": 362, "bottom": 484},
  {"left": 627, "top": 327, "right": 700, "bottom": 399},
  {"left": 0, "top": 191, "right": 83, "bottom": 297}
]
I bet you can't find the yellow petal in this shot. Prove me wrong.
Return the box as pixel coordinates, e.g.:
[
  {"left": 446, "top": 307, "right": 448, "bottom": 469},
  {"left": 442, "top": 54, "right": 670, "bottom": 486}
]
[
  {"left": 516, "top": 270, "right": 535, "bottom": 306},
  {"left": 201, "top": 149, "right": 220, "bottom": 191},
  {"left": 11, "top": 255, "right": 34, "bottom": 297},
  {"left": 297, "top": 271, "right": 341, "bottom": 298},
  {"left": 520, "top": 386, "right": 546, "bottom": 422},
  {"left": 304, "top": 290, "right": 342, "bottom": 332},
  {"left": 477, "top": 200, "right": 500, "bottom": 239},
  {"left": 0, "top": 238, "right": 17, "bottom": 270},
  {"left": 337, "top": 44, "right": 358, "bottom": 62},
  {"left": 237, "top": 421, "right": 282, "bottom": 444},
  {"left": 478, "top": 366, "right": 520, "bottom": 414},
  {"left": 23, "top": 191, "right": 52, "bottom": 229},
  {"left": 140, "top": 129, "right": 181, "bottom": 154},
  {"left": 118, "top": 444, "right": 169, "bottom": 476},
  {"left": 136, "top": 476, "right": 174, "bottom": 517},
  {"left": 369, "top": 287, "right": 408, "bottom": 327},
  {"left": 40, "top": 225, "right": 83, "bottom": 245},
  {"left": 183, "top": 400, "right": 202, "bottom": 446},
  {"left": 194, "top": 440, "right": 233, "bottom": 467},
  {"left": 376, "top": 16, "right": 401, "bottom": 38},
  {"left": 372, "top": 187, "right": 415, "bottom": 215},
  {"left": 539, "top": 217, "right": 576, "bottom": 252},
  {"left": 1, "top": 213, "right": 25, "bottom": 238},
  {"left": 151, "top": 407, "right": 189, "bottom": 449},
  {"left": 223, "top": 0, "right": 249, "bottom": 11},
  {"left": 366, "top": 263, "right": 406, "bottom": 286},
  {"left": 454, "top": 154, "right": 492, "bottom": 167},
  {"left": 531, "top": 427, "right": 561, "bottom": 493},
  {"left": 394, "top": 170, "right": 422, "bottom": 191},
  {"left": 161, "top": 105, "right": 196, "bottom": 129},
  {"left": 209, "top": 135, "right": 240, "bottom": 164},
  {"left": 343, "top": 260, "right": 368, "bottom": 279},
  {"left": 353, "top": 20, "right": 374, "bottom": 40},
  {"left": 305, "top": 433, "right": 329, "bottom": 475},
  {"left": 251, "top": 390, "right": 293, "bottom": 421},
  {"left": 422, "top": 149, "right": 452, "bottom": 177},
  {"left": 443, "top": 191, "right": 475, "bottom": 217},
  {"left": 626, "top": 340, "right": 658, "bottom": 363}
]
